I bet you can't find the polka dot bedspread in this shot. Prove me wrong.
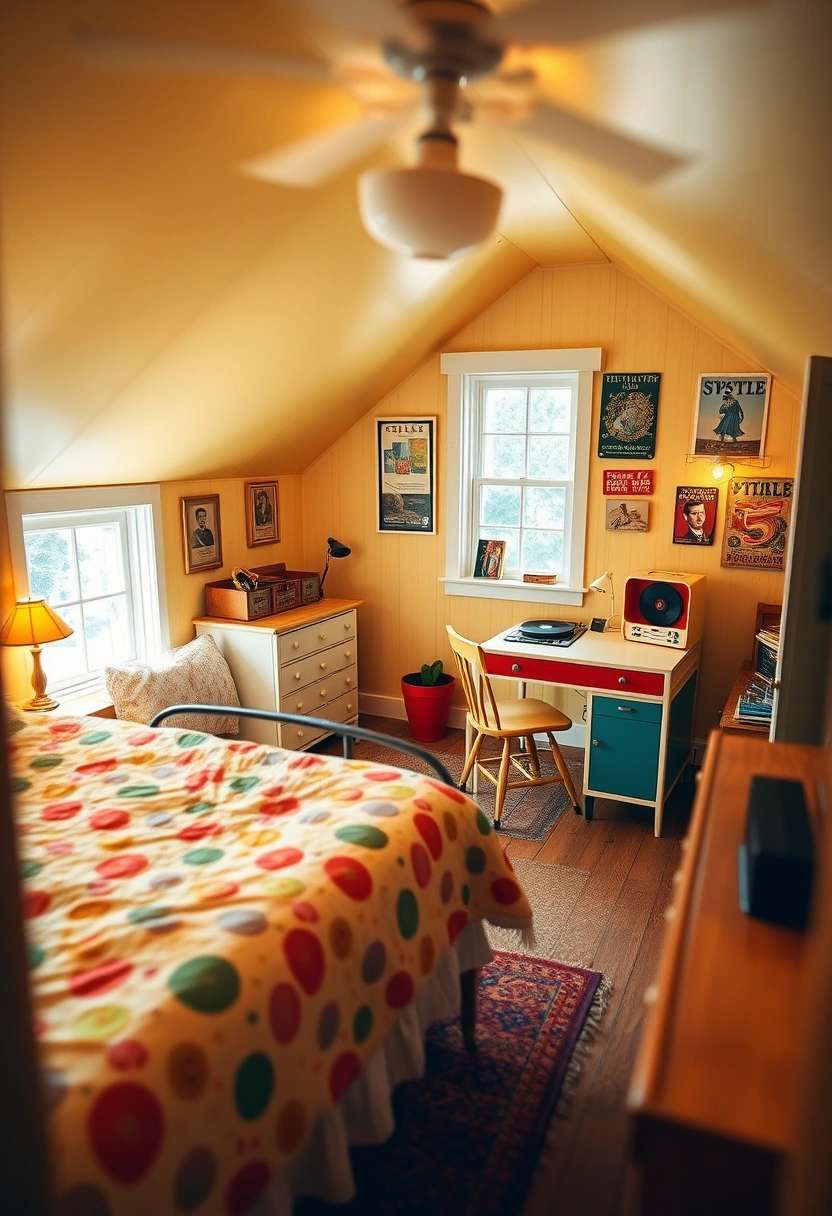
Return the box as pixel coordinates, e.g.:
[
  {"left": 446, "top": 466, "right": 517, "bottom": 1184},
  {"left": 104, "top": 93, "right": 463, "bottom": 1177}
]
[{"left": 10, "top": 710, "right": 532, "bottom": 1214}]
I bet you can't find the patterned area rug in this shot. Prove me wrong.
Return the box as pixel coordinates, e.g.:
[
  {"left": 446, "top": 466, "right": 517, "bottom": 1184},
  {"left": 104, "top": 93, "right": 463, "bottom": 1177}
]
[
  {"left": 297, "top": 951, "right": 606, "bottom": 1216},
  {"left": 349, "top": 743, "right": 584, "bottom": 842}
]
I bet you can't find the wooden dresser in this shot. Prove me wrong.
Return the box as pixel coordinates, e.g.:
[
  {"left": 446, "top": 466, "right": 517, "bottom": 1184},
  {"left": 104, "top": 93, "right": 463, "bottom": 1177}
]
[
  {"left": 194, "top": 598, "right": 362, "bottom": 751},
  {"left": 627, "top": 730, "right": 826, "bottom": 1216}
]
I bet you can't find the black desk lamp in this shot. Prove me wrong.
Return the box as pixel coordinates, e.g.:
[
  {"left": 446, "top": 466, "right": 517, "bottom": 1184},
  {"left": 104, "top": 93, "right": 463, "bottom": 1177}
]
[{"left": 320, "top": 537, "right": 351, "bottom": 597}]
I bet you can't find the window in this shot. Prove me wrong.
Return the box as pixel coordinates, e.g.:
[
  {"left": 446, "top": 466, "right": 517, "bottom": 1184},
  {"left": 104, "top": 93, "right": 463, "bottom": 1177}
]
[
  {"left": 441, "top": 348, "right": 601, "bottom": 606},
  {"left": 6, "top": 487, "right": 168, "bottom": 697}
]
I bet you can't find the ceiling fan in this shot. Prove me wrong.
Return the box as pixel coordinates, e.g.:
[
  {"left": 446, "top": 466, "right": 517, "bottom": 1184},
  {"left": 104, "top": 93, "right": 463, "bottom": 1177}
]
[{"left": 74, "top": 0, "right": 754, "bottom": 257}]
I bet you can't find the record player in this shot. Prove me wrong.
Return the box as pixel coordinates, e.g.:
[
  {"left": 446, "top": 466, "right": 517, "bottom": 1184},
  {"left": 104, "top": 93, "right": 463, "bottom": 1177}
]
[
  {"left": 503, "top": 620, "right": 587, "bottom": 648},
  {"left": 622, "top": 571, "right": 706, "bottom": 649}
]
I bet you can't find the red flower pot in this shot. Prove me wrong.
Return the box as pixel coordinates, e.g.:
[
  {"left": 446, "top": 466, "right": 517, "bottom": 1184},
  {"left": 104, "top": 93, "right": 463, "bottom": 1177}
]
[{"left": 401, "top": 673, "right": 456, "bottom": 743}]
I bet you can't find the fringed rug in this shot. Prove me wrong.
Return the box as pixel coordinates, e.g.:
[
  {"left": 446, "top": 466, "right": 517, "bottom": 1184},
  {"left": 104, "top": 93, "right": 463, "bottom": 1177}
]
[
  {"left": 348, "top": 743, "right": 584, "bottom": 842},
  {"left": 297, "top": 951, "right": 608, "bottom": 1216}
]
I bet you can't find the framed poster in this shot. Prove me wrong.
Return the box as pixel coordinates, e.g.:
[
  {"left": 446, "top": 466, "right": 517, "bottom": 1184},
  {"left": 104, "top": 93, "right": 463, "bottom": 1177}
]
[
  {"left": 245, "top": 480, "right": 279, "bottom": 547},
  {"left": 603, "top": 469, "right": 654, "bottom": 496},
  {"left": 598, "top": 373, "right": 661, "bottom": 459},
  {"left": 691, "top": 374, "right": 771, "bottom": 458},
  {"left": 473, "top": 538, "right": 506, "bottom": 578},
  {"left": 605, "top": 500, "right": 649, "bottom": 532},
  {"left": 376, "top": 417, "right": 436, "bottom": 533},
  {"left": 721, "top": 476, "right": 793, "bottom": 570},
  {"left": 672, "top": 486, "right": 718, "bottom": 546},
  {"left": 181, "top": 494, "right": 222, "bottom": 574}
]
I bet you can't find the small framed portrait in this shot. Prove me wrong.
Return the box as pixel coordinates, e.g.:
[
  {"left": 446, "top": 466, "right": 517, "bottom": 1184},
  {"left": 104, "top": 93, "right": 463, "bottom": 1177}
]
[
  {"left": 182, "top": 494, "right": 223, "bottom": 574},
  {"left": 605, "top": 500, "right": 649, "bottom": 531},
  {"left": 672, "top": 486, "right": 718, "bottom": 546},
  {"left": 245, "top": 480, "right": 280, "bottom": 547},
  {"left": 473, "top": 538, "right": 506, "bottom": 579}
]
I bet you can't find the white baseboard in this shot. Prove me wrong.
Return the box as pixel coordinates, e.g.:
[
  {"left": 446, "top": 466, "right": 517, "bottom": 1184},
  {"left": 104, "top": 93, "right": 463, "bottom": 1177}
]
[{"left": 357, "top": 693, "right": 585, "bottom": 748}]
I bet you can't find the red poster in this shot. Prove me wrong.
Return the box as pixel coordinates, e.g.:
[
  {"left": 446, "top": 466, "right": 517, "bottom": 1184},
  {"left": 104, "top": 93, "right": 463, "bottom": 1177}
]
[{"left": 602, "top": 469, "right": 654, "bottom": 496}]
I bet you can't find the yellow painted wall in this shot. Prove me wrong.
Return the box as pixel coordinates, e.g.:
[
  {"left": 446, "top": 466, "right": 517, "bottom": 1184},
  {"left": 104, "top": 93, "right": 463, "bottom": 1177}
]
[
  {"left": 301, "top": 264, "right": 800, "bottom": 738},
  {"left": 1, "top": 475, "right": 304, "bottom": 701}
]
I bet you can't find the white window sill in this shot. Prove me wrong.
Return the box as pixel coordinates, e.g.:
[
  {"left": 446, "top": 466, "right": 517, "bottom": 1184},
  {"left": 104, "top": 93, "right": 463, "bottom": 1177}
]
[
  {"left": 441, "top": 577, "right": 586, "bottom": 607},
  {"left": 53, "top": 684, "right": 115, "bottom": 718}
]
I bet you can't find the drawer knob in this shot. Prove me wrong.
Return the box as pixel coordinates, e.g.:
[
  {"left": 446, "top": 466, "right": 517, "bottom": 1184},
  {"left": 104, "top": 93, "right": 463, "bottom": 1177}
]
[
  {"left": 347, "top": 702, "right": 354, "bottom": 712},
  {"left": 345, "top": 649, "right": 352, "bottom": 658},
  {"left": 344, "top": 622, "right": 350, "bottom": 629},
  {"left": 618, "top": 676, "right": 628, "bottom": 686},
  {"left": 294, "top": 672, "right": 301, "bottom": 681},
  {"left": 297, "top": 730, "right": 305, "bottom": 739},
  {"left": 511, "top": 664, "right": 521, "bottom": 673},
  {"left": 319, "top": 632, "right": 327, "bottom": 640},
  {"left": 592, "top": 738, "right": 599, "bottom": 748},
  {"left": 296, "top": 701, "right": 303, "bottom": 710},
  {"left": 293, "top": 641, "right": 300, "bottom": 650},
  {"left": 320, "top": 689, "right": 327, "bottom": 697},
  {"left": 617, "top": 706, "right": 634, "bottom": 713},
  {"left": 320, "top": 661, "right": 327, "bottom": 670},
  {"left": 345, "top": 677, "right": 353, "bottom": 686}
]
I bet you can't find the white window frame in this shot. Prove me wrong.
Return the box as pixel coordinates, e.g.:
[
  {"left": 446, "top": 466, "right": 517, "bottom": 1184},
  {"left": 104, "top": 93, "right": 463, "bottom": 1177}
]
[
  {"left": 440, "top": 348, "right": 601, "bottom": 606},
  {"left": 5, "top": 485, "right": 169, "bottom": 698}
]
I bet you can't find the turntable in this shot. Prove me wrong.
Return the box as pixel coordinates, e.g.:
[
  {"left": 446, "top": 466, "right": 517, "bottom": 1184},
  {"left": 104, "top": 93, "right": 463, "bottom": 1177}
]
[{"left": 503, "top": 620, "right": 587, "bottom": 648}]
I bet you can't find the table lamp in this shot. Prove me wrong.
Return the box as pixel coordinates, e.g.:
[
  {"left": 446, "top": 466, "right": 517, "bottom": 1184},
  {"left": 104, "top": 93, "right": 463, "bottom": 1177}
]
[
  {"left": 0, "top": 597, "right": 74, "bottom": 710},
  {"left": 319, "top": 537, "right": 351, "bottom": 598},
  {"left": 589, "top": 571, "right": 619, "bottom": 633}
]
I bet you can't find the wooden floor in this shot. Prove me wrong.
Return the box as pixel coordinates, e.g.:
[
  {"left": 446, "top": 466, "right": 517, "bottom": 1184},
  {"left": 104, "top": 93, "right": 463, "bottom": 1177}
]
[{"left": 324, "top": 715, "right": 695, "bottom": 1216}]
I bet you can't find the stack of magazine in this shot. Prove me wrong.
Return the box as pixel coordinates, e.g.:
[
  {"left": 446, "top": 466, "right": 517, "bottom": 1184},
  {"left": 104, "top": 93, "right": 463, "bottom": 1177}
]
[{"left": 735, "top": 625, "right": 780, "bottom": 727}]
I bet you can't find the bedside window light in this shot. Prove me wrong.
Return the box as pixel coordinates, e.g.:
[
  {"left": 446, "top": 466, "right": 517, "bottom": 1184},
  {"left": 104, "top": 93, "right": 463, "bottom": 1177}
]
[
  {"left": 0, "top": 597, "right": 74, "bottom": 711},
  {"left": 319, "top": 537, "right": 351, "bottom": 598}
]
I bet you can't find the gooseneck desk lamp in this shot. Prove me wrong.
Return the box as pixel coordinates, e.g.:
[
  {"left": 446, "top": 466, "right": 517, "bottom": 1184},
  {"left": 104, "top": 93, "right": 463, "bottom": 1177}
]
[
  {"left": 319, "top": 537, "right": 351, "bottom": 598},
  {"left": 589, "top": 571, "right": 619, "bottom": 633},
  {"left": 0, "top": 597, "right": 74, "bottom": 710}
]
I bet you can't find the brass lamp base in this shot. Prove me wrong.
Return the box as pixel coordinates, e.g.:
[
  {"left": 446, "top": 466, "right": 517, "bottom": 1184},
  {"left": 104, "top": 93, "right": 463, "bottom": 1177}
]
[{"left": 23, "top": 693, "right": 59, "bottom": 711}]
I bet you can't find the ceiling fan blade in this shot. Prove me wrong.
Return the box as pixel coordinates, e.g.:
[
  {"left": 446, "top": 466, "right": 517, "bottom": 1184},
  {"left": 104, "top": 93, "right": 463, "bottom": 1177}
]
[
  {"left": 520, "top": 101, "right": 688, "bottom": 181},
  {"left": 493, "top": 0, "right": 759, "bottom": 46},
  {"left": 296, "top": 0, "right": 411, "bottom": 41},
  {"left": 239, "top": 111, "right": 410, "bottom": 187},
  {"left": 72, "top": 26, "right": 332, "bottom": 81}
]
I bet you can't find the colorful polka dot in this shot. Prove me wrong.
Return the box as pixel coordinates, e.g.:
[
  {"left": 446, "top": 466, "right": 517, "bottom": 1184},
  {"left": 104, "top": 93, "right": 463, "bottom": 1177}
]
[
  {"left": 234, "top": 1052, "right": 274, "bottom": 1120},
  {"left": 169, "top": 956, "right": 240, "bottom": 1014},
  {"left": 396, "top": 889, "right": 419, "bottom": 940},
  {"left": 317, "top": 1001, "right": 341, "bottom": 1051},
  {"left": 95, "top": 854, "right": 148, "bottom": 880},
  {"left": 88, "top": 1082, "right": 164, "bottom": 1184},
  {"left": 276, "top": 1100, "right": 307, "bottom": 1156},
  {"left": 334, "top": 824, "right": 389, "bottom": 849},
  {"left": 174, "top": 1145, "right": 216, "bottom": 1212},
  {"left": 218, "top": 910, "right": 267, "bottom": 936},
  {"left": 268, "top": 983, "right": 301, "bottom": 1045},
  {"left": 183, "top": 847, "right": 224, "bottom": 866},
  {"left": 69, "top": 962, "right": 133, "bottom": 999},
  {"left": 414, "top": 813, "right": 443, "bottom": 860},
  {"left": 385, "top": 971, "right": 414, "bottom": 1009},
  {"left": 329, "top": 918, "right": 353, "bottom": 959},
  {"left": 361, "top": 940, "right": 387, "bottom": 984},
  {"left": 329, "top": 1052, "right": 361, "bottom": 1102},
  {"left": 90, "top": 809, "right": 130, "bottom": 831},
  {"left": 283, "top": 929, "right": 325, "bottom": 995},
  {"left": 226, "top": 1161, "right": 271, "bottom": 1216},
  {"left": 475, "top": 807, "right": 493, "bottom": 835},
  {"left": 491, "top": 877, "right": 522, "bottom": 905},
  {"left": 324, "top": 856, "right": 372, "bottom": 901},
  {"left": 353, "top": 1005, "right": 373, "bottom": 1044},
  {"left": 167, "top": 1042, "right": 209, "bottom": 1099},
  {"left": 257, "top": 846, "right": 303, "bottom": 871},
  {"left": 465, "top": 846, "right": 486, "bottom": 875}
]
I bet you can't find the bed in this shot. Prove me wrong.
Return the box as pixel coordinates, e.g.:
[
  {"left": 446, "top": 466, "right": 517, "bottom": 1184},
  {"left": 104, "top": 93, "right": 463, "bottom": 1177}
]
[{"left": 11, "top": 705, "right": 533, "bottom": 1215}]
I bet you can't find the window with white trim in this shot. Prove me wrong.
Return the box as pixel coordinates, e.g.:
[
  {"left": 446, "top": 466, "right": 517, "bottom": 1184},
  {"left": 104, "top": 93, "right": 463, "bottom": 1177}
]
[
  {"left": 6, "top": 487, "right": 169, "bottom": 698},
  {"left": 441, "top": 348, "right": 601, "bottom": 606}
]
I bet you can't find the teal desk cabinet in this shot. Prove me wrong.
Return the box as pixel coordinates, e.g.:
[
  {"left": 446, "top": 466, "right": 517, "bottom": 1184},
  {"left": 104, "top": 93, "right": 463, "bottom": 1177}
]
[{"left": 482, "top": 630, "right": 701, "bottom": 836}]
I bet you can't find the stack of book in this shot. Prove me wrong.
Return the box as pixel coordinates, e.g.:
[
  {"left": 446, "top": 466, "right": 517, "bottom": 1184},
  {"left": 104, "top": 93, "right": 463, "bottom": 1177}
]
[{"left": 734, "top": 625, "right": 780, "bottom": 727}]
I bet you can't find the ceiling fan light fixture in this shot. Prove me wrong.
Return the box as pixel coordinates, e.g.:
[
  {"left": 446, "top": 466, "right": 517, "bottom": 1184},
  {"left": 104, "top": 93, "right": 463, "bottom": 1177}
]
[{"left": 358, "top": 131, "right": 501, "bottom": 259}]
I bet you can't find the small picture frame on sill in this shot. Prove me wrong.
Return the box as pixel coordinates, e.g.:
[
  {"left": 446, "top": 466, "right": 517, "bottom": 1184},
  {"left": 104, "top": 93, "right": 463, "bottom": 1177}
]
[
  {"left": 182, "top": 494, "right": 222, "bottom": 574},
  {"left": 245, "top": 480, "right": 280, "bottom": 547},
  {"left": 473, "top": 539, "right": 506, "bottom": 579}
]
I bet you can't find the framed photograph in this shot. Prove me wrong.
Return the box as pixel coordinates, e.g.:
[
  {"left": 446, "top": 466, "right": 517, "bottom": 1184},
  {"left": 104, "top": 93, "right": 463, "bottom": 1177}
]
[
  {"left": 245, "top": 480, "right": 280, "bottom": 547},
  {"left": 376, "top": 417, "right": 436, "bottom": 533},
  {"left": 605, "top": 500, "right": 649, "bottom": 532},
  {"left": 181, "top": 494, "right": 222, "bottom": 574},
  {"left": 473, "top": 538, "right": 506, "bottom": 578},
  {"left": 691, "top": 374, "right": 771, "bottom": 458},
  {"left": 721, "top": 475, "right": 793, "bottom": 570},
  {"left": 598, "top": 373, "right": 661, "bottom": 459},
  {"left": 672, "top": 486, "right": 718, "bottom": 546}
]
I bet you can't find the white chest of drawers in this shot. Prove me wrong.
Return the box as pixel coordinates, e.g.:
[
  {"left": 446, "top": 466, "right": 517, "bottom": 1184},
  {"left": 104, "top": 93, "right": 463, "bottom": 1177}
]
[{"left": 194, "top": 598, "right": 362, "bottom": 751}]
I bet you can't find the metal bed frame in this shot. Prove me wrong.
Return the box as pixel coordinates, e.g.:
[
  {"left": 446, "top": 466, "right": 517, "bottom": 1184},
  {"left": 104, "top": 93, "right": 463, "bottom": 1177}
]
[{"left": 148, "top": 703, "right": 457, "bottom": 788}]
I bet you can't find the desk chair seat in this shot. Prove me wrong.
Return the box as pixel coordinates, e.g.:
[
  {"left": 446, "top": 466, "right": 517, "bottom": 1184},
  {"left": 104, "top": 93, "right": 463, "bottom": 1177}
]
[{"left": 447, "top": 625, "right": 582, "bottom": 829}]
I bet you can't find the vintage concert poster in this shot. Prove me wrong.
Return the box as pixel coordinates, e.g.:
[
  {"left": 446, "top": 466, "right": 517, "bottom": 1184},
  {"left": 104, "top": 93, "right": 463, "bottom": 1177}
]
[
  {"left": 691, "top": 374, "right": 771, "bottom": 458},
  {"left": 602, "top": 469, "right": 654, "bottom": 496},
  {"left": 598, "top": 373, "right": 661, "bottom": 460},
  {"left": 721, "top": 476, "right": 793, "bottom": 570},
  {"left": 672, "top": 486, "right": 718, "bottom": 546},
  {"left": 376, "top": 417, "right": 436, "bottom": 534}
]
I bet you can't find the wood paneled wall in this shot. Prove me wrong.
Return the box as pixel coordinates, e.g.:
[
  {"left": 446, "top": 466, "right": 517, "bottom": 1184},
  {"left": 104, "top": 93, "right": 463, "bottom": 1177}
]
[{"left": 301, "top": 264, "right": 800, "bottom": 739}]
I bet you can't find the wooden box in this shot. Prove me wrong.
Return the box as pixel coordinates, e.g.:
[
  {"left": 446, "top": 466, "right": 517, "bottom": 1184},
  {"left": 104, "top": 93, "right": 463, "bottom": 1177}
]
[
  {"left": 204, "top": 580, "right": 274, "bottom": 621},
  {"left": 253, "top": 563, "right": 321, "bottom": 604}
]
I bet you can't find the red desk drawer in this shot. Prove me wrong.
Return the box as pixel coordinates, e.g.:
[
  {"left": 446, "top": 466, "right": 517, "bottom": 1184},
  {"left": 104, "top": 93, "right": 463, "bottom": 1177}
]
[{"left": 485, "top": 653, "right": 665, "bottom": 697}]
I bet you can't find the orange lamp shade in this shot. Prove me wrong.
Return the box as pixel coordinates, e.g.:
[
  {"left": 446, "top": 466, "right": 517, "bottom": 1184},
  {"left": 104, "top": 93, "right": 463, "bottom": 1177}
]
[{"left": 0, "top": 598, "right": 74, "bottom": 647}]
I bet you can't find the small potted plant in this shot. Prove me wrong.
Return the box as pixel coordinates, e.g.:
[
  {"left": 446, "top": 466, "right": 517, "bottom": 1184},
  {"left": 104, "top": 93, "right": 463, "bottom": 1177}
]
[{"left": 401, "top": 660, "right": 456, "bottom": 743}]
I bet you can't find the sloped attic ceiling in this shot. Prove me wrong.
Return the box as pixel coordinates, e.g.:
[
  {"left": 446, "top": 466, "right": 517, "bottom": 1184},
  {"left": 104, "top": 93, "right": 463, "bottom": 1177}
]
[{"left": 1, "top": 0, "right": 829, "bottom": 490}]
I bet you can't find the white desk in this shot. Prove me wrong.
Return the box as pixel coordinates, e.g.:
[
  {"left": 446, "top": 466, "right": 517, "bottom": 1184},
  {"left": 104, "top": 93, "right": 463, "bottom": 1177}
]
[{"left": 480, "top": 629, "right": 701, "bottom": 836}]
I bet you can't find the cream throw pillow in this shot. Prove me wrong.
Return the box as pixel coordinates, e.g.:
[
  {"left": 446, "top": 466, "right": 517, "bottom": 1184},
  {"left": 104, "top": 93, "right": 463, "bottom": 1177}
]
[{"left": 105, "top": 634, "right": 240, "bottom": 734}]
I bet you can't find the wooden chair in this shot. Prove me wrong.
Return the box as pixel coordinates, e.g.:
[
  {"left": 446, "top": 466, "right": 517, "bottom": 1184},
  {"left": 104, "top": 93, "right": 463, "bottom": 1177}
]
[{"left": 446, "top": 625, "right": 582, "bottom": 828}]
